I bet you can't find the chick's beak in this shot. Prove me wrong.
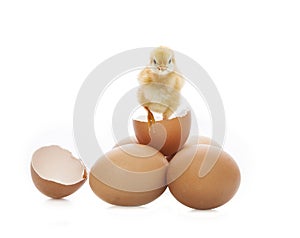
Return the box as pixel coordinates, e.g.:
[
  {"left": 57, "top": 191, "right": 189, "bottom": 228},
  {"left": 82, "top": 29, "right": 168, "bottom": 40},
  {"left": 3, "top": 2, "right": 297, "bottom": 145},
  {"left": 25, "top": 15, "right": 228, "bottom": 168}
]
[{"left": 157, "top": 65, "right": 167, "bottom": 71}]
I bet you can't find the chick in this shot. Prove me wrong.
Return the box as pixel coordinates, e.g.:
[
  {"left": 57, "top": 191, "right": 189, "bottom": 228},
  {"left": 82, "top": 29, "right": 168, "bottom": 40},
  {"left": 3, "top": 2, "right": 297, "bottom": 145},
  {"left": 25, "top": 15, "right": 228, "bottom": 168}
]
[{"left": 137, "top": 46, "right": 184, "bottom": 126}]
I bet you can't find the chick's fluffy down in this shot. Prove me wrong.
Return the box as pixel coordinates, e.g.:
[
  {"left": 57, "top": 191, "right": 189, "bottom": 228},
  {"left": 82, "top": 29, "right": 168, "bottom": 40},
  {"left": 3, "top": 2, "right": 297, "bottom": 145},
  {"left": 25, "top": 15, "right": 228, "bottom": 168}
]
[{"left": 137, "top": 83, "right": 181, "bottom": 114}]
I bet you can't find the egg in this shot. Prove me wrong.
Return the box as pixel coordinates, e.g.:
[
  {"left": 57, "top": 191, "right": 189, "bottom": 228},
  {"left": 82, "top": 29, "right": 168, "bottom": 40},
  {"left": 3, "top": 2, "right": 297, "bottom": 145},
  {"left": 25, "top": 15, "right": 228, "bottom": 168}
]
[
  {"left": 113, "top": 136, "right": 138, "bottom": 148},
  {"left": 167, "top": 145, "right": 240, "bottom": 210},
  {"left": 89, "top": 144, "right": 168, "bottom": 206},
  {"left": 31, "top": 145, "right": 87, "bottom": 199},
  {"left": 164, "top": 135, "right": 220, "bottom": 162},
  {"left": 185, "top": 135, "right": 221, "bottom": 147},
  {"left": 114, "top": 137, "right": 177, "bottom": 162},
  {"left": 133, "top": 110, "right": 191, "bottom": 156}
]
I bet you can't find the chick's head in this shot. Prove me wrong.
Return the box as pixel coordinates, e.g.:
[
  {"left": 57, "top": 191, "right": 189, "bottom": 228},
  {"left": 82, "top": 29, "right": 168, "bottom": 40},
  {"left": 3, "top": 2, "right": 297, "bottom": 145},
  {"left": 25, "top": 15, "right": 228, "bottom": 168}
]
[{"left": 150, "top": 46, "right": 175, "bottom": 75}]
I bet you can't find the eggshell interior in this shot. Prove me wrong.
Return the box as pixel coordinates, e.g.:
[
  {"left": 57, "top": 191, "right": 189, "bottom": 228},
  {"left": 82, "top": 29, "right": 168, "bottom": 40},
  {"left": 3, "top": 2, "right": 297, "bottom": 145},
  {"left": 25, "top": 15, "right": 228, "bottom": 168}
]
[{"left": 32, "top": 145, "right": 86, "bottom": 185}]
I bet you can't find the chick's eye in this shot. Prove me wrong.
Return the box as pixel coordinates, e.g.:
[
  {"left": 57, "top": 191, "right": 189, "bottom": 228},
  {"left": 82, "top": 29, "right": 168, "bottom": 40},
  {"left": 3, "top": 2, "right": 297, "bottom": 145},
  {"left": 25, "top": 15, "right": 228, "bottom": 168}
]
[
  {"left": 153, "top": 59, "right": 157, "bottom": 64},
  {"left": 168, "top": 59, "right": 172, "bottom": 64}
]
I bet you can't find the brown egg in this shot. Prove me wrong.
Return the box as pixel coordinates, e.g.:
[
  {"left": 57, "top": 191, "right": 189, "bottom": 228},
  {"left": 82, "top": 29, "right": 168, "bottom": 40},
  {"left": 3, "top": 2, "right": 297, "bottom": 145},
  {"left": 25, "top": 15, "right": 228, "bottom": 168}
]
[
  {"left": 133, "top": 110, "right": 191, "bottom": 156},
  {"left": 89, "top": 144, "right": 168, "bottom": 206},
  {"left": 113, "top": 136, "right": 138, "bottom": 148},
  {"left": 185, "top": 135, "right": 221, "bottom": 147},
  {"left": 31, "top": 145, "right": 87, "bottom": 199},
  {"left": 167, "top": 145, "right": 240, "bottom": 210},
  {"left": 113, "top": 138, "right": 174, "bottom": 162},
  {"left": 164, "top": 135, "right": 220, "bottom": 162},
  {"left": 165, "top": 153, "right": 176, "bottom": 162}
]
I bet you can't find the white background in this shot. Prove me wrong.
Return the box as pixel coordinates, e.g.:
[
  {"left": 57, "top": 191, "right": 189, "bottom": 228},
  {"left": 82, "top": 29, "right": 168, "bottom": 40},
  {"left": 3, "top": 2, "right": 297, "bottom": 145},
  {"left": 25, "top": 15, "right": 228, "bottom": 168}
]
[{"left": 1, "top": 0, "right": 299, "bottom": 237}]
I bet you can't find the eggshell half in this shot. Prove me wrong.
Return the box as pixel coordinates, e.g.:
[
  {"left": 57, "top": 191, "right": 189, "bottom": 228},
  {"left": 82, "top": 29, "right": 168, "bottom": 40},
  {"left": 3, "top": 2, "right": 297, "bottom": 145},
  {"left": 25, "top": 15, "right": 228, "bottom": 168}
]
[
  {"left": 133, "top": 110, "right": 191, "bottom": 156},
  {"left": 31, "top": 145, "right": 87, "bottom": 199},
  {"left": 167, "top": 145, "right": 240, "bottom": 210},
  {"left": 89, "top": 144, "right": 168, "bottom": 206}
]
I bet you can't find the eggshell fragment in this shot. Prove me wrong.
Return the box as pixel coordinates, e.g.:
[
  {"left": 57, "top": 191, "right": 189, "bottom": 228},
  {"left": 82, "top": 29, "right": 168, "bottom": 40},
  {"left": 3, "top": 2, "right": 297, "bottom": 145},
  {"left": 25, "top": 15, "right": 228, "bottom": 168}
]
[
  {"left": 133, "top": 110, "right": 191, "bottom": 156},
  {"left": 31, "top": 145, "right": 87, "bottom": 199},
  {"left": 167, "top": 145, "right": 240, "bottom": 210},
  {"left": 89, "top": 144, "right": 168, "bottom": 206}
]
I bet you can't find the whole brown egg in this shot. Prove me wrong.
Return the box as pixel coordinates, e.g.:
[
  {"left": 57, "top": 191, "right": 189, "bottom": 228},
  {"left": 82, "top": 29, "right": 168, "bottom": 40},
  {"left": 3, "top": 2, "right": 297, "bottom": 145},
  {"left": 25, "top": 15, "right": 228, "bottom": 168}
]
[
  {"left": 167, "top": 144, "right": 240, "bottom": 210},
  {"left": 89, "top": 144, "right": 168, "bottom": 206}
]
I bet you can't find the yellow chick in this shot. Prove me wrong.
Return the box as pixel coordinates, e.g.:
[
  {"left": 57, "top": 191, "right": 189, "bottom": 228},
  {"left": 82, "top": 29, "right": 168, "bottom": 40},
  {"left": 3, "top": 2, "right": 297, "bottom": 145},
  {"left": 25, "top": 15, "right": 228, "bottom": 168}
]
[{"left": 137, "top": 46, "right": 184, "bottom": 126}]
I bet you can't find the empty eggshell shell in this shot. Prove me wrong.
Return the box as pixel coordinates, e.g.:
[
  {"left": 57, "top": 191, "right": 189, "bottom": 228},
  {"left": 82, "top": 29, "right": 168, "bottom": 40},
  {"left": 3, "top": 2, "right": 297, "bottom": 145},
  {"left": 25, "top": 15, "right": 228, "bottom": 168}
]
[
  {"left": 89, "top": 144, "right": 168, "bottom": 206},
  {"left": 167, "top": 144, "right": 240, "bottom": 210},
  {"left": 133, "top": 110, "right": 191, "bottom": 156},
  {"left": 31, "top": 145, "right": 87, "bottom": 199}
]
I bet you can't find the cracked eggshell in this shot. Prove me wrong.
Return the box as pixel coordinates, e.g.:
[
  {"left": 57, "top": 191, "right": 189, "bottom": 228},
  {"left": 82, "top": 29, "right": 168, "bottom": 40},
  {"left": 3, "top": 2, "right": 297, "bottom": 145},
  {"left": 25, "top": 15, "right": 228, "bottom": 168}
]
[
  {"left": 167, "top": 144, "right": 240, "bottom": 210},
  {"left": 31, "top": 145, "right": 87, "bottom": 199},
  {"left": 133, "top": 110, "right": 191, "bottom": 156},
  {"left": 89, "top": 144, "right": 168, "bottom": 206}
]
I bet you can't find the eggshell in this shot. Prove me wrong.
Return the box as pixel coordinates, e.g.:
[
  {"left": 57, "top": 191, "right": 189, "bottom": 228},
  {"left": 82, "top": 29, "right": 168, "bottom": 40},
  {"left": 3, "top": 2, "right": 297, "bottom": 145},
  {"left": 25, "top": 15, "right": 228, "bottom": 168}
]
[
  {"left": 89, "top": 144, "right": 168, "bottom": 206},
  {"left": 133, "top": 110, "right": 191, "bottom": 156},
  {"left": 167, "top": 145, "right": 240, "bottom": 210},
  {"left": 31, "top": 145, "right": 87, "bottom": 199}
]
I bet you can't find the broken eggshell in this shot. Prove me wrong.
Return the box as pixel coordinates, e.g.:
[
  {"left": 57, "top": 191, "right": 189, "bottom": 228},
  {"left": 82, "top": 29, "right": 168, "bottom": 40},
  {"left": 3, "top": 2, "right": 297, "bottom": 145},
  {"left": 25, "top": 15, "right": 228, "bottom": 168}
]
[
  {"left": 133, "top": 110, "right": 191, "bottom": 156},
  {"left": 31, "top": 145, "right": 87, "bottom": 199}
]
